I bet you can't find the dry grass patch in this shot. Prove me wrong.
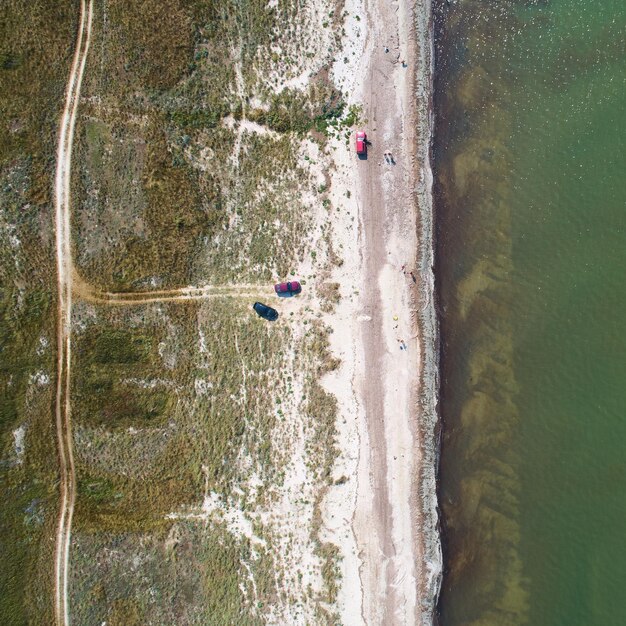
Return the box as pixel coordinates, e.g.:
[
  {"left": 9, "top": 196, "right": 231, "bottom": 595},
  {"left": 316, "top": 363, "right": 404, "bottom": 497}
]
[{"left": 0, "top": 2, "right": 75, "bottom": 621}]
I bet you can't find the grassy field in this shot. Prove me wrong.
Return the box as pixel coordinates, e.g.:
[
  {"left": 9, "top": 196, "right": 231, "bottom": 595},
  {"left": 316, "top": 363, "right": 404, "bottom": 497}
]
[
  {"left": 68, "top": 298, "right": 283, "bottom": 622},
  {"left": 0, "top": 1, "right": 78, "bottom": 623},
  {"left": 71, "top": 298, "right": 289, "bottom": 530},
  {"left": 3, "top": 0, "right": 351, "bottom": 622},
  {"left": 68, "top": 297, "right": 341, "bottom": 622},
  {"left": 73, "top": 0, "right": 346, "bottom": 291}
]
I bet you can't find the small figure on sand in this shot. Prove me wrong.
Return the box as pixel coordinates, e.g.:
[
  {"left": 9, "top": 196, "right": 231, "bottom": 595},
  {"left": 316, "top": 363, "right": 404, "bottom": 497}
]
[{"left": 384, "top": 151, "right": 395, "bottom": 164}]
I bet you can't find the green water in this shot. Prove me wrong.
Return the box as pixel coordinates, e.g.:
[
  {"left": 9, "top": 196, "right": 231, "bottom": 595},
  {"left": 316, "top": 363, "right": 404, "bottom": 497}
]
[{"left": 435, "top": 0, "right": 626, "bottom": 624}]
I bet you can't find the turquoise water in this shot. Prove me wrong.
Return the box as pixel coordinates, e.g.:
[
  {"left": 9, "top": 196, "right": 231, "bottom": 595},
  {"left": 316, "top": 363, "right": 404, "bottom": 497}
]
[{"left": 435, "top": 0, "right": 626, "bottom": 624}]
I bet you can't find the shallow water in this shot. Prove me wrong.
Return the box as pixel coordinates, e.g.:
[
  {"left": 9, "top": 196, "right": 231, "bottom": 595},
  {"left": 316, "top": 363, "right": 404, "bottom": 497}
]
[{"left": 434, "top": 0, "right": 626, "bottom": 623}]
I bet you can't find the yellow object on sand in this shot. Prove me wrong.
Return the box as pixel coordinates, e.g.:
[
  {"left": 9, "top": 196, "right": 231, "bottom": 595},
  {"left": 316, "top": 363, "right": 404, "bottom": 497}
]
[{"left": 393, "top": 315, "right": 398, "bottom": 321}]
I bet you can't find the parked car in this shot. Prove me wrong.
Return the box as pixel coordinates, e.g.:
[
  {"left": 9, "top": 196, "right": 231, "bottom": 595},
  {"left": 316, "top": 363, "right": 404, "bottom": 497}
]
[
  {"left": 355, "top": 130, "right": 367, "bottom": 155},
  {"left": 253, "top": 301, "right": 279, "bottom": 321},
  {"left": 274, "top": 280, "right": 301, "bottom": 295}
]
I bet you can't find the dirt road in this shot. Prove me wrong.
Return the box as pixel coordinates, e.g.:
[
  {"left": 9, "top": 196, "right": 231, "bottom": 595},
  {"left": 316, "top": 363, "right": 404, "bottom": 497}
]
[{"left": 53, "top": 1, "right": 93, "bottom": 624}]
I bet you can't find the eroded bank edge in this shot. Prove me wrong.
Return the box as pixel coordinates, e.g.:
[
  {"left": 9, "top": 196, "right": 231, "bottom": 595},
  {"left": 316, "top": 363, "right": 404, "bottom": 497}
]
[{"left": 413, "top": 0, "right": 442, "bottom": 622}]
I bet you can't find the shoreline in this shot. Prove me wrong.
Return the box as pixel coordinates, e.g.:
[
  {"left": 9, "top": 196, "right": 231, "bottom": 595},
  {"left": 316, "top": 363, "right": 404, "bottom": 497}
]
[{"left": 411, "top": 0, "right": 442, "bottom": 620}]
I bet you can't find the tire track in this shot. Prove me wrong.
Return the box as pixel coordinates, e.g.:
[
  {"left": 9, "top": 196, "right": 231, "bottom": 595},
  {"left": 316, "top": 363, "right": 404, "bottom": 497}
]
[
  {"left": 81, "top": 289, "right": 278, "bottom": 306},
  {"left": 73, "top": 273, "right": 276, "bottom": 305}
]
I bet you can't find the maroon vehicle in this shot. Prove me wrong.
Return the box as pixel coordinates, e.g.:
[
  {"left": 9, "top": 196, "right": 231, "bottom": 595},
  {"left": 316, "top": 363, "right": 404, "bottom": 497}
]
[
  {"left": 355, "top": 130, "right": 367, "bottom": 155},
  {"left": 274, "top": 280, "right": 301, "bottom": 295}
]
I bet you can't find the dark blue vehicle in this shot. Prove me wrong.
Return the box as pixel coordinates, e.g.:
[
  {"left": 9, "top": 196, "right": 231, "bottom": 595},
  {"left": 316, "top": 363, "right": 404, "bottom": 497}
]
[{"left": 253, "top": 301, "right": 279, "bottom": 321}]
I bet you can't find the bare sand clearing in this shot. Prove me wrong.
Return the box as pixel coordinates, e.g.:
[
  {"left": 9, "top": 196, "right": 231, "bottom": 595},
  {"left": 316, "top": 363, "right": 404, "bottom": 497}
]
[{"left": 320, "top": 0, "right": 441, "bottom": 623}]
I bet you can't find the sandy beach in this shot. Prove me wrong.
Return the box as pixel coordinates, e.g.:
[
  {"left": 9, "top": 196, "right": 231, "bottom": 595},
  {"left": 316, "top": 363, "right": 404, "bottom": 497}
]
[{"left": 321, "top": 0, "right": 441, "bottom": 623}]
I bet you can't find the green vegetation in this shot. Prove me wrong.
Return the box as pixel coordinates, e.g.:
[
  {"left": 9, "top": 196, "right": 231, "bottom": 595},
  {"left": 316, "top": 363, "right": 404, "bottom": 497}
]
[
  {"left": 247, "top": 83, "right": 345, "bottom": 135},
  {"left": 87, "top": 329, "right": 152, "bottom": 364},
  {"left": 318, "top": 541, "right": 342, "bottom": 604},
  {"left": 69, "top": 293, "right": 342, "bottom": 619},
  {"left": 73, "top": 329, "right": 173, "bottom": 431},
  {"left": 318, "top": 281, "right": 342, "bottom": 312},
  {"left": 0, "top": 1, "right": 77, "bottom": 622},
  {"left": 302, "top": 323, "right": 342, "bottom": 609},
  {"left": 0, "top": 1, "right": 75, "bottom": 202}
]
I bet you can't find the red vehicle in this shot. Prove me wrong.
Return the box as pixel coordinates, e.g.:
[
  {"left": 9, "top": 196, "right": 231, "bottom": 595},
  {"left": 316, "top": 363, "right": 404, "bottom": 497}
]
[
  {"left": 355, "top": 130, "right": 367, "bottom": 155},
  {"left": 274, "top": 280, "right": 301, "bottom": 295}
]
